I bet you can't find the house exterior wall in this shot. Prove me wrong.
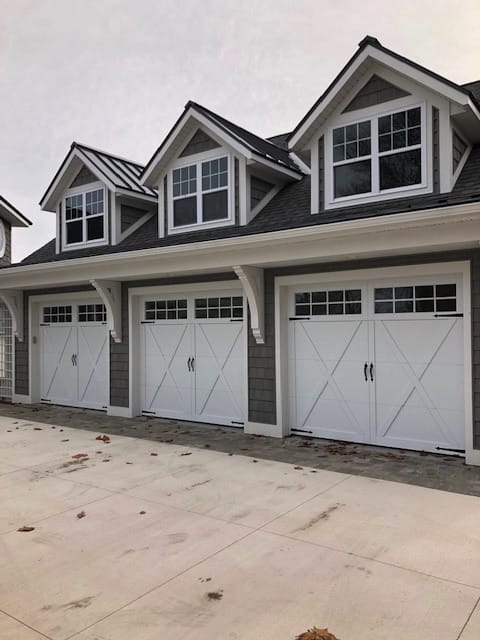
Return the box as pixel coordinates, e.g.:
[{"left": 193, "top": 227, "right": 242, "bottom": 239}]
[{"left": 247, "top": 249, "right": 480, "bottom": 450}]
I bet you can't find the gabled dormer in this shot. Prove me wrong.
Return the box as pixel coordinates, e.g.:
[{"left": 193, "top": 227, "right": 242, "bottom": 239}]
[
  {"left": 40, "top": 142, "right": 158, "bottom": 254},
  {"left": 289, "top": 36, "right": 480, "bottom": 214},
  {"left": 141, "top": 101, "right": 305, "bottom": 237}
]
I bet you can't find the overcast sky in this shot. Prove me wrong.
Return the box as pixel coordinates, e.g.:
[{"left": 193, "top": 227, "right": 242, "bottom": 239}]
[{"left": 1, "top": 0, "right": 480, "bottom": 262}]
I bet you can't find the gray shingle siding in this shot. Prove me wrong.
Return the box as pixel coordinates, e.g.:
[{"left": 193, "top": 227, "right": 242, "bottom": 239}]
[
  {"left": 342, "top": 74, "right": 410, "bottom": 113},
  {"left": 179, "top": 129, "right": 220, "bottom": 157}
]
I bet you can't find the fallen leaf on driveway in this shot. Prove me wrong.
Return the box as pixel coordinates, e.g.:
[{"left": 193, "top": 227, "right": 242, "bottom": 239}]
[
  {"left": 96, "top": 435, "right": 110, "bottom": 443},
  {"left": 207, "top": 590, "right": 223, "bottom": 601},
  {"left": 126, "top": 462, "right": 133, "bottom": 465},
  {"left": 33, "top": 427, "right": 43, "bottom": 431},
  {"left": 150, "top": 452, "right": 158, "bottom": 456},
  {"left": 61, "top": 439, "right": 69, "bottom": 442},
  {"left": 17, "top": 526, "right": 35, "bottom": 532},
  {"left": 72, "top": 453, "right": 89, "bottom": 459},
  {"left": 294, "top": 466, "right": 304, "bottom": 470},
  {"left": 76, "top": 511, "right": 86, "bottom": 519},
  {"left": 180, "top": 452, "right": 192, "bottom": 456},
  {"left": 296, "top": 628, "right": 339, "bottom": 640},
  {"left": 139, "top": 511, "right": 146, "bottom": 515}
]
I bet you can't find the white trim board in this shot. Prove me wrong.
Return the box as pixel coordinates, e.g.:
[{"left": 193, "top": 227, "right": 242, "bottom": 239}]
[{"left": 274, "top": 260, "right": 475, "bottom": 462}]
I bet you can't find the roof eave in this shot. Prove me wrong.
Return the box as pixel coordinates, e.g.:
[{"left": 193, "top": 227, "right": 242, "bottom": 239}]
[{"left": 0, "top": 197, "right": 32, "bottom": 227}]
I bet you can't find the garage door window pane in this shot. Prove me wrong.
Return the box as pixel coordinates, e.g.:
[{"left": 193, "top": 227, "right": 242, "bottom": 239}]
[
  {"left": 78, "top": 304, "right": 106, "bottom": 322},
  {"left": 375, "top": 282, "right": 457, "bottom": 314},
  {"left": 295, "top": 289, "right": 362, "bottom": 316},
  {"left": 145, "top": 299, "right": 188, "bottom": 321},
  {"left": 43, "top": 306, "right": 73, "bottom": 323},
  {"left": 195, "top": 296, "right": 243, "bottom": 319}
]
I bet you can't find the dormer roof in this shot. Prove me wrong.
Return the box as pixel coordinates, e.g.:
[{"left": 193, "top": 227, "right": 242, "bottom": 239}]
[
  {"left": 0, "top": 195, "right": 31, "bottom": 227},
  {"left": 141, "top": 101, "right": 303, "bottom": 188},
  {"left": 40, "top": 142, "right": 157, "bottom": 212},
  {"left": 289, "top": 35, "right": 480, "bottom": 150}
]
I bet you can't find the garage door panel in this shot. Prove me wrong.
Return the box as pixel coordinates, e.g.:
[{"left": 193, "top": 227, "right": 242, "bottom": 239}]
[
  {"left": 289, "top": 274, "right": 465, "bottom": 454},
  {"left": 77, "top": 326, "right": 108, "bottom": 409},
  {"left": 290, "top": 319, "right": 370, "bottom": 441},
  {"left": 194, "top": 322, "right": 244, "bottom": 425},
  {"left": 41, "top": 326, "right": 77, "bottom": 404},
  {"left": 142, "top": 323, "right": 192, "bottom": 419}
]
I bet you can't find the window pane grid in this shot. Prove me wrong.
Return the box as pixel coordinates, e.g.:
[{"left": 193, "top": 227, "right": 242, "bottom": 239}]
[
  {"left": 65, "top": 194, "right": 83, "bottom": 220},
  {"left": 173, "top": 165, "right": 197, "bottom": 198},
  {"left": 65, "top": 188, "right": 105, "bottom": 245},
  {"left": 374, "top": 283, "right": 456, "bottom": 314},
  {"left": 78, "top": 304, "right": 107, "bottom": 323},
  {"left": 42, "top": 306, "right": 73, "bottom": 324},
  {"left": 85, "top": 189, "right": 104, "bottom": 217},
  {"left": 144, "top": 299, "right": 188, "bottom": 321},
  {"left": 201, "top": 157, "right": 228, "bottom": 192},
  {"left": 378, "top": 107, "right": 421, "bottom": 154},
  {"left": 194, "top": 296, "right": 243, "bottom": 319},
  {"left": 295, "top": 289, "right": 362, "bottom": 316}
]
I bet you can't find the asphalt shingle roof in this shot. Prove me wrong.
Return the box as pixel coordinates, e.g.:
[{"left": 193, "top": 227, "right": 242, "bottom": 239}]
[{"left": 15, "top": 144, "right": 480, "bottom": 268}]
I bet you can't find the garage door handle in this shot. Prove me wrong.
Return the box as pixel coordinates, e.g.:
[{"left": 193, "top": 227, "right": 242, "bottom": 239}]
[
  {"left": 369, "top": 363, "right": 374, "bottom": 382},
  {"left": 187, "top": 357, "right": 192, "bottom": 372},
  {"left": 191, "top": 357, "right": 195, "bottom": 372},
  {"left": 364, "top": 363, "right": 368, "bottom": 381}
]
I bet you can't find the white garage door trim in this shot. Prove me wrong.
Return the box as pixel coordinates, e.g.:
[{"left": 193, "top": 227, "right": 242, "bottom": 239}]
[
  {"left": 28, "top": 291, "right": 110, "bottom": 410},
  {"left": 275, "top": 261, "right": 473, "bottom": 456},
  {"left": 129, "top": 281, "right": 248, "bottom": 424}
]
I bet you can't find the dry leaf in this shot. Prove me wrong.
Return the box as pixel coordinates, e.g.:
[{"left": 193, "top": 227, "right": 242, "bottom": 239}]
[
  {"left": 72, "top": 453, "right": 89, "bottom": 459},
  {"left": 180, "top": 452, "right": 192, "bottom": 456},
  {"left": 17, "top": 526, "right": 35, "bottom": 532},
  {"left": 150, "top": 452, "right": 158, "bottom": 456},
  {"left": 296, "top": 627, "right": 339, "bottom": 640},
  {"left": 139, "top": 511, "right": 146, "bottom": 515},
  {"left": 294, "top": 466, "right": 303, "bottom": 470},
  {"left": 76, "top": 511, "right": 86, "bottom": 519}
]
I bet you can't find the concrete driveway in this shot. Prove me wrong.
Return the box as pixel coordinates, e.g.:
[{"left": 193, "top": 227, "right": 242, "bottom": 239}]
[{"left": 1, "top": 410, "right": 480, "bottom": 640}]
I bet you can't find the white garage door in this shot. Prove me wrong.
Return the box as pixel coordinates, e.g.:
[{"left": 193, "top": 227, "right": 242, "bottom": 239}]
[
  {"left": 140, "top": 292, "right": 245, "bottom": 427},
  {"left": 289, "top": 276, "right": 465, "bottom": 454},
  {"left": 40, "top": 302, "right": 108, "bottom": 410}
]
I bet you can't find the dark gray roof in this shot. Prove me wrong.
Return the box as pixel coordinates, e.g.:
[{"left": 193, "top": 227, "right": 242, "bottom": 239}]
[
  {"left": 462, "top": 81, "right": 480, "bottom": 105},
  {"left": 40, "top": 142, "right": 157, "bottom": 207},
  {"left": 15, "top": 144, "right": 480, "bottom": 268}
]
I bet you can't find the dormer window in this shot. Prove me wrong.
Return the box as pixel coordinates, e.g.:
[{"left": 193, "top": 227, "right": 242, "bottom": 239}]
[
  {"left": 332, "top": 105, "right": 424, "bottom": 201},
  {"left": 169, "top": 153, "right": 231, "bottom": 232},
  {"left": 63, "top": 183, "right": 106, "bottom": 248}
]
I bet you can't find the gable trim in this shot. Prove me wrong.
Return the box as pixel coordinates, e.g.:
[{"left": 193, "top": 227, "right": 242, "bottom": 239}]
[{"left": 289, "top": 37, "right": 480, "bottom": 150}]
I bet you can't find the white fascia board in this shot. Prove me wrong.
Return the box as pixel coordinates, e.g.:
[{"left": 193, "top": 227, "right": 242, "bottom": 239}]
[
  {"left": 41, "top": 148, "right": 117, "bottom": 212},
  {"left": 289, "top": 45, "right": 477, "bottom": 150},
  {"left": 2, "top": 201, "right": 480, "bottom": 290},
  {"left": 141, "top": 108, "right": 253, "bottom": 187}
]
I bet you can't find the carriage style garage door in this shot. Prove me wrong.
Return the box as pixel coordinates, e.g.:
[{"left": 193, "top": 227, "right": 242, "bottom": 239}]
[
  {"left": 289, "top": 274, "right": 465, "bottom": 454},
  {"left": 140, "top": 292, "right": 245, "bottom": 427},
  {"left": 40, "top": 302, "right": 108, "bottom": 410}
]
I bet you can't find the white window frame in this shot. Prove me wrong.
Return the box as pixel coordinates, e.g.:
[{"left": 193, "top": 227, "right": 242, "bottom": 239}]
[
  {"left": 62, "top": 181, "right": 108, "bottom": 251},
  {"left": 328, "top": 102, "right": 427, "bottom": 205},
  {"left": 167, "top": 148, "right": 234, "bottom": 235}
]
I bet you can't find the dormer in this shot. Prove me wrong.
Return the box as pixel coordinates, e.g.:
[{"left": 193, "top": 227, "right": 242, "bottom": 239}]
[
  {"left": 40, "top": 143, "right": 157, "bottom": 253},
  {"left": 289, "top": 36, "right": 480, "bottom": 214},
  {"left": 141, "top": 101, "right": 304, "bottom": 237},
  {"left": 0, "top": 195, "right": 32, "bottom": 265}
]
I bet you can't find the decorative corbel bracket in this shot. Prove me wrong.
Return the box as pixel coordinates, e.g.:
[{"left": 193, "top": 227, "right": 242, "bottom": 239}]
[
  {"left": 90, "top": 280, "right": 122, "bottom": 343},
  {"left": 233, "top": 265, "right": 265, "bottom": 344},
  {"left": 0, "top": 290, "right": 24, "bottom": 342}
]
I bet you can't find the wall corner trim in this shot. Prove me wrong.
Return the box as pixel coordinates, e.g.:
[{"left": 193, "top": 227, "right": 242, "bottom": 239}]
[
  {"left": 233, "top": 265, "right": 265, "bottom": 344},
  {"left": 465, "top": 449, "right": 480, "bottom": 467},
  {"left": 0, "top": 290, "right": 24, "bottom": 341},
  {"left": 244, "top": 421, "right": 283, "bottom": 438},
  {"left": 90, "top": 279, "right": 122, "bottom": 343}
]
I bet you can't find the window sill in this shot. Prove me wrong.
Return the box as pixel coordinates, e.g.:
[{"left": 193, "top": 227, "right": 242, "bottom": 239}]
[
  {"left": 322, "top": 181, "right": 430, "bottom": 211},
  {"left": 61, "top": 239, "right": 108, "bottom": 252},
  {"left": 167, "top": 217, "right": 235, "bottom": 236}
]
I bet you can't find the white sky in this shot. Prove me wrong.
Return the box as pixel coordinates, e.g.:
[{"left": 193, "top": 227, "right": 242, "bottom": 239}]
[{"left": 1, "top": 0, "right": 480, "bottom": 262}]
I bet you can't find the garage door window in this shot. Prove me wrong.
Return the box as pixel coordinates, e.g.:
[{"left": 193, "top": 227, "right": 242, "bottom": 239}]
[
  {"left": 145, "top": 299, "right": 188, "bottom": 321},
  {"left": 42, "top": 306, "right": 73, "bottom": 324},
  {"left": 195, "top": 296, "right": 243, "bottom": 319},
  {"left": 374, "top": 283, "right": 456, "bottom": 313},
  {"left": 295, "top": 289, "right": 362, "bottom": 316},
  {"left": 78, "top": 304, "right": 107, "bottom": 323}
]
